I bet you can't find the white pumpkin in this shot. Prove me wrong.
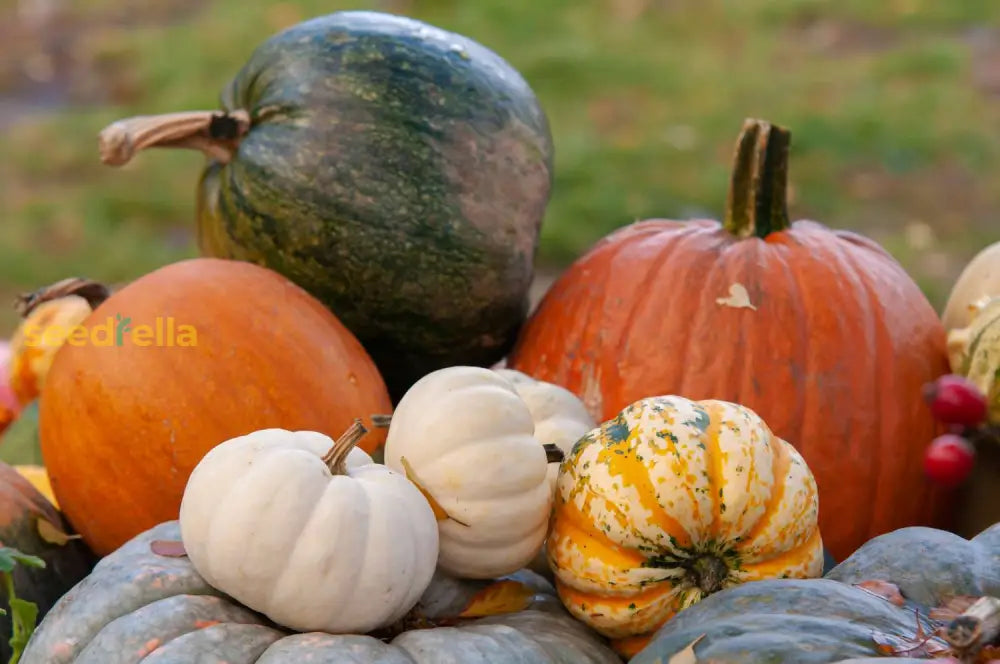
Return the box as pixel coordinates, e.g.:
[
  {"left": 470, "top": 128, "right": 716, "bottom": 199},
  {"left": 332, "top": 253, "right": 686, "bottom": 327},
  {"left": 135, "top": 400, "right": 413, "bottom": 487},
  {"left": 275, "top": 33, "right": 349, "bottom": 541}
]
[
  {"left": 493, "top": 368, "right": 596, "bottom": 492},
  {"left": 178, "top": 421, "right": 439, "bottom": 634},
  {"left": 384, "top": 366, "right": 551, "bottom": 579}
]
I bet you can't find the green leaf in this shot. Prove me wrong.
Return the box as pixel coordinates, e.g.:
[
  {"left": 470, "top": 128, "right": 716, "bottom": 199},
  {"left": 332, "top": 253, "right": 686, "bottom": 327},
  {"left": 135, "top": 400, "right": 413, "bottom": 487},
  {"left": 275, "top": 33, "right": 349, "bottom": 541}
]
[
  {"left": 0, "top": 547, "right": 46, "bottom": 663},
  {"left": 7, "top": 596, "right": 38, "bottom": 664},
  {"left": 0, "top": 548, "right": 44, "bottom": 575}
]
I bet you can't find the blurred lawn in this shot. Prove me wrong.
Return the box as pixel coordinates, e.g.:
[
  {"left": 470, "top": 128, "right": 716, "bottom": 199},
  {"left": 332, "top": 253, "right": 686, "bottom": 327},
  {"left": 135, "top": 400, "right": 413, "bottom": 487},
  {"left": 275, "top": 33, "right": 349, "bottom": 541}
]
[{"left": 1, "top": 0, "right": 999, "bottom": 333}]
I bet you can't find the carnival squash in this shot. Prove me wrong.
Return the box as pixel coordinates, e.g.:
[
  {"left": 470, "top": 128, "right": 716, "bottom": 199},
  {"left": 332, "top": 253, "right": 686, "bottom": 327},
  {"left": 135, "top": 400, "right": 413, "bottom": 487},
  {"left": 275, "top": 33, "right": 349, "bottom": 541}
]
[
  {"left": 98, "top": 10, "right": 554, "bottom": 402},
  {"left": 508, "top": 118, "right": 952, "bottom": 560},
  {"left": 179, "top": 421, "right": 439, "bottom": 634},
  {"left": 0, "top": 461, "right": 96, "bottom": 663},
  {"left": 384, "top": 367, "right": 552, "bottom": 579},
  {"left": 38, "top": 258, "right": 392, "bottom": 556},
  {"left": 22, "top": 520, "right": 623, "bottom": 664},
  {"left": 548, "top": 394, "right": 824, "bottom": 655},
  {"left": 630, "top": 521, "right": 1000, "bottom": 663}
]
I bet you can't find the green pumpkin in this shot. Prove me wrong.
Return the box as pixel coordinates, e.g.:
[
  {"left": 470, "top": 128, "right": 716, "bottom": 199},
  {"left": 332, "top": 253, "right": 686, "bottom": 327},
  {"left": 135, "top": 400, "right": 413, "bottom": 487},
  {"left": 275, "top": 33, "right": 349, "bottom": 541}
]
[
  {"left": 99, "top": 11, "right": 554, "bottom": 401},
  {"left": 629, "top": 522, "right": 1000, "bottom": 663},
  {"left": 22, "top": 521, "right": 623, "bottom": 663}
]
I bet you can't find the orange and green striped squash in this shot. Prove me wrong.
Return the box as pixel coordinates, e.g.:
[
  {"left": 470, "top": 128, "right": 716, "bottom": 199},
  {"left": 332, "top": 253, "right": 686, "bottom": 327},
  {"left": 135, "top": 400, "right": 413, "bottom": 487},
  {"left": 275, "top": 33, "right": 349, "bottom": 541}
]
[{"left": 546, "top": 394, "right": 824, "bottom": 655}]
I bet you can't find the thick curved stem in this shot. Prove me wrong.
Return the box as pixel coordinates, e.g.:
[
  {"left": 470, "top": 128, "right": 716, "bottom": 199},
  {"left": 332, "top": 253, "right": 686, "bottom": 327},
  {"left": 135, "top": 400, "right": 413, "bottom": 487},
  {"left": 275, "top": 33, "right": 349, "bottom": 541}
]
[
  {"left": 723, "top": 118, "right": 792, "bottom": 239},
  {"left": 321, "top": 419, "right": 369, "bottom": 475},
  {"left": 15, "top": 278, "right": 111, "bottom": 318},
  {"left": 98, "top": 110, "right": 251, "bottom": 167}
]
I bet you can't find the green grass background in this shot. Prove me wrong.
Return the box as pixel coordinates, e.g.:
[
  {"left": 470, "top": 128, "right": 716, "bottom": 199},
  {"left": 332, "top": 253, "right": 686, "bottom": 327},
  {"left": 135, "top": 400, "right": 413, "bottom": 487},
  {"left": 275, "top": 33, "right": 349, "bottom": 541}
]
[{"left": 1, "top": 0, "right": 998, "bottom": 334}]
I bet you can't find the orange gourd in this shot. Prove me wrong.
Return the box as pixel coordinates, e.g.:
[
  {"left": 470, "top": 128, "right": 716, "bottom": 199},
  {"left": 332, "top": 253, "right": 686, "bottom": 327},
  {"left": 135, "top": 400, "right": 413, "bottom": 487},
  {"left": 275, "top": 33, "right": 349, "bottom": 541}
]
[
  {"left": 509, "top": 119, "right": 953, "bottom": 561},
  {"left": 38, "top": 258, "right": 392, "bottom": 555}
]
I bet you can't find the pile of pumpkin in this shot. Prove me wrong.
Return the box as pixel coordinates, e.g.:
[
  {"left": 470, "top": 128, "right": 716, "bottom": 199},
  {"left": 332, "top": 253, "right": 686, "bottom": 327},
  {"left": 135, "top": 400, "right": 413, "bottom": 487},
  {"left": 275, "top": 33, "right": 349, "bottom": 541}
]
[{"left": 1, "top": 8, "right": 1000, "bottom": 664}]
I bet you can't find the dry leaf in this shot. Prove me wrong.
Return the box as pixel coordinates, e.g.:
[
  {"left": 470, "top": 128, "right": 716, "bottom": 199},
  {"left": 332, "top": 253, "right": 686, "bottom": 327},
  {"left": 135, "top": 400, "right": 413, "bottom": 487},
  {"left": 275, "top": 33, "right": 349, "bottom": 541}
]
[
  {"left": 457, "top": 580, "right": 535, "bottom": 618},
  {"left": 715, "top": 283, "right": 756, "bottom": 310},
  {"left": 400, "top": 456, "right": 470, "bottom": 527},
  {"left": 871, "top": 609, "right": 950, "bottom": 658},
  {"left": 150, "top": 540, "right": 188, "bottom": 557},
  {"left": 668, "top": 635, "right": 704, "bottom": 663},
  {"left": 36, "top": 518, "right": 81, "bottom": 546},
  {"left": 855, "top": 579, "right": 906, "bottom": 606}
]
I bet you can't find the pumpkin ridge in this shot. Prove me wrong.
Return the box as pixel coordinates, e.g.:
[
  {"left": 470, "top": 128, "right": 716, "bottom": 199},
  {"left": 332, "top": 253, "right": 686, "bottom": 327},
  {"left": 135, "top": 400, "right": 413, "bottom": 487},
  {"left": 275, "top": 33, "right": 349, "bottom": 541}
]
[
  {"left": 734, "top": 427, "right": 790, "bottom": 555},
  {"left": 590, "top": 416, "right": 695, "bottom": 551},
  {"left": 768, "top": 240, "right": 811, "bottom": 446},
  {"left": 840, "top": 242, "right": 889, "bottom": 548},
  {"left": 567, "top": 249, "right": 616, "bottom": 420},
  {"left": 269, "top": 476, "right": 371, "bottom": 622},
  {"left": 700, "top": 401, "right": 726, "bottom": 544},
  {"left": 680, "top": 234, "right": 735, "bottom": 401},
  {"left": 610, "top": 225, "right": 690, "bottom": 395},
  {"left": 551, "top": 495, "right": 648, "bottom": 574},
  {"left": 736, "top": 526, "right": 822, "bottom": 581}
]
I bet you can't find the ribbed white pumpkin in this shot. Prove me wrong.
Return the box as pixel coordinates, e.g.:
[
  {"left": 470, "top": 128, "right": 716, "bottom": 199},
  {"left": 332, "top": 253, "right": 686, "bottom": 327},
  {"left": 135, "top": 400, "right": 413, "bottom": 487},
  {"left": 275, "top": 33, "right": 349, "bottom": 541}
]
[
  {"left": 493, "top": 368, "right": 595, "bottom": 492},
  {"left": 179, "top": 422, "right": 439, "bottom": 634},
  {"left": 384, "top": 366, "right": 551, "bottom": 579}
]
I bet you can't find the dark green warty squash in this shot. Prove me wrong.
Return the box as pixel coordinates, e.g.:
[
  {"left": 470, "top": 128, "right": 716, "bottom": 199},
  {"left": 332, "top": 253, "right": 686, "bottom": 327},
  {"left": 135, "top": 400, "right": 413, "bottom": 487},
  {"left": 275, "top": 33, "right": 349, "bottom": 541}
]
[
  {"left": 22, "top": 521, "right": 623, "bottom": 663},
  {"left": 98, "top": 11, "right": 554, "bottom": 401},
  {"left": 629, "top": 522, "right": 1000, "bottom": 663}
]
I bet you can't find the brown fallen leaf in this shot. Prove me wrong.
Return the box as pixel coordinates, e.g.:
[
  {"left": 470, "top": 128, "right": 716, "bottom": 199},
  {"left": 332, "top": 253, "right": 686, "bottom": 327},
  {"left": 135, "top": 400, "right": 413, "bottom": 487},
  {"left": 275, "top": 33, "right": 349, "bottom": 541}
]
[
  {"left": 668, "top": 635, "right": 704, "bottom": 664},
  {"left": 36, "top": 517, "right": 82, "bottom": 546},
  {"left": 855, "top": 579, "right": 905, "bottom": 606},
  {"left": 871, "top": 608, "right": 949, "bottom": 658},
  {"left": 400, "top": 456, "right": 470, "bottom": 527},
  {"left": 150, "top": 540, "right": 187, "bottom": 557},
  {"left": 457, "top": 580, "right": 535, "bottom": 618}
]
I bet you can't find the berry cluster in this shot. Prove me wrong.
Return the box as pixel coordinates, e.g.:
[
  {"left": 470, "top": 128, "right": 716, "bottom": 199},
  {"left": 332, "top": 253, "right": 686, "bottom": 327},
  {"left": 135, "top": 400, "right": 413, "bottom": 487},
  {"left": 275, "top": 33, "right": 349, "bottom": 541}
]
[{"left": 922, "top": 374, "right": 990, "bottom": 486}]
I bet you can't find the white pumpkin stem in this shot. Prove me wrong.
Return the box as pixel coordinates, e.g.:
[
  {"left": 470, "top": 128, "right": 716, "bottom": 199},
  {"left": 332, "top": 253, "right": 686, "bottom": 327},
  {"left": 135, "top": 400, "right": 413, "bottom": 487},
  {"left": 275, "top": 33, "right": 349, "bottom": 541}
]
[
  {"left": 98, "top": 110, "right": 251, "bottom": 167},
  {"left": 322, "top": 419, "right": 369, "bottom": 475}
]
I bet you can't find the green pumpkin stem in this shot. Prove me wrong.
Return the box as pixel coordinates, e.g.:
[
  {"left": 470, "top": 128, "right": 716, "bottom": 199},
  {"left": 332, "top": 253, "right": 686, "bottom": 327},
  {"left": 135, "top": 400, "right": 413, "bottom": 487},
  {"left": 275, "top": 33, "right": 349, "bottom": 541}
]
[
  {"left": 723, "top": 118, "right": 792, "bottom": 239},
  {"left": 98, "top": 110, "right": 251, "bottom": 167},
  {"left": 322, "top": 419, "right": 369, "bottom": 475}
]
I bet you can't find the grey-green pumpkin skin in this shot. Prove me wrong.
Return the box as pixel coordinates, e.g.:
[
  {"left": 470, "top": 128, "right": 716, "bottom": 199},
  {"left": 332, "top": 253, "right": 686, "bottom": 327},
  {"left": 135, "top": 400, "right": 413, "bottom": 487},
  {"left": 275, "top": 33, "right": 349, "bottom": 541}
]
[
  {"left": 22, "top": 520, "right": 623, "bottom": 664},
  {"left": 196, "top": 10, "right": 554, "bottom": 401},
  {"left": 629, "top": 522, "right": 1000, "bottom": 664}
]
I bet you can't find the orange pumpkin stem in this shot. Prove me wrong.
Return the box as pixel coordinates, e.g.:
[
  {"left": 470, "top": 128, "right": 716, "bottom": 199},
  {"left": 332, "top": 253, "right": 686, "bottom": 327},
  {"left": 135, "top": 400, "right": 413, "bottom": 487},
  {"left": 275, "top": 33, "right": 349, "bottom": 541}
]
[
  {"left": 98, "top": 110, "right": 251, "bottom": 167},
  {"left": 15, "top": 278, "right": 111, "bottom": 319},
  {"left": 723, "top": 118, "right": 791, "bottom": 240},
  {"left": 321, "top": 419, "right": 369, "bottom": 475}
]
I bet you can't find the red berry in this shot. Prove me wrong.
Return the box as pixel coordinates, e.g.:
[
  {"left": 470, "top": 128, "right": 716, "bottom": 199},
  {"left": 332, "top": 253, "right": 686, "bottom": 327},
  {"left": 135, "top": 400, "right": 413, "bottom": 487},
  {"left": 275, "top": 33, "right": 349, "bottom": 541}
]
[
  {"left": 923, "top": 434, "right": 976, "bottom": 486},
  {"left": 922, "top": 374, "right": 988, "bottom": 427}
]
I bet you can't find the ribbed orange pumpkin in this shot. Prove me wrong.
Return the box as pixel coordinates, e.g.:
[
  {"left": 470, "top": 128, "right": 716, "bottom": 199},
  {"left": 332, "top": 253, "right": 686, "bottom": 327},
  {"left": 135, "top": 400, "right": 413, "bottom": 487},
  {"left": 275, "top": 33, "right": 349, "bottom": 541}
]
[
  {"left": 508, "top": 119, "right": 953, "bottom": 561},
  {"left": 38, "top": 258, "right": 392, "bottom": 556}
]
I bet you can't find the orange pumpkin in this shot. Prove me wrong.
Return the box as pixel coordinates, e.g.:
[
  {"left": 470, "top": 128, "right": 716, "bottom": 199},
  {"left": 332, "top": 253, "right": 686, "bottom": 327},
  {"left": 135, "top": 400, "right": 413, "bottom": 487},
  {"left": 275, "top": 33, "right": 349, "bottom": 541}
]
[
  {"left": 38, "top": 258, "right": 392, "bottom": 555},
  {"left": 508, "top": 119, "right": 953, "bottom": 561}
]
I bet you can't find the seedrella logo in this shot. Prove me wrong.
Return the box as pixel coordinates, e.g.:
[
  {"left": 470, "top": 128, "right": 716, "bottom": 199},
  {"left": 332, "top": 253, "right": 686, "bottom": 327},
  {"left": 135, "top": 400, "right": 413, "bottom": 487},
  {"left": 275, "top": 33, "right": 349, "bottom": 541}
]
[{"left": 24, "top": 313, "right": 198, "bottom": 348}]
